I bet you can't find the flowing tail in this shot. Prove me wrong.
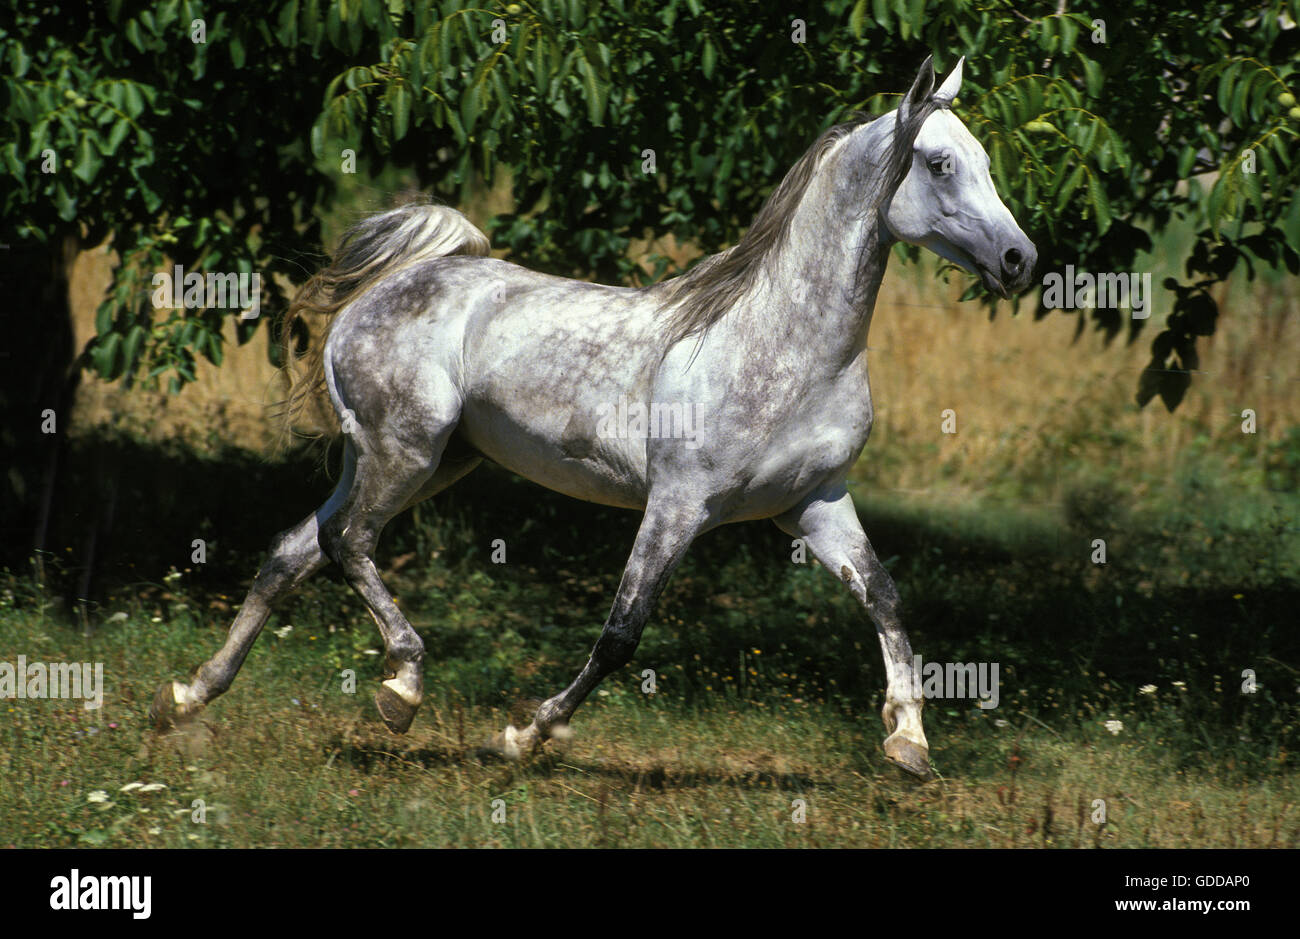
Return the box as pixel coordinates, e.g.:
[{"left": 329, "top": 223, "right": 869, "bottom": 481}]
[{"left": 277, "top": 201, "right": 490, "bottom": 439}]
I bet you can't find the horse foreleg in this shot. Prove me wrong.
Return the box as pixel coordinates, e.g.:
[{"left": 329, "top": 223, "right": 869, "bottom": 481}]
[
  {"left": 498, "top": 498, "right": 708, "bottom": 758},
  {"left": 775, "top": 485, "right": 932, "bottom": 779}
]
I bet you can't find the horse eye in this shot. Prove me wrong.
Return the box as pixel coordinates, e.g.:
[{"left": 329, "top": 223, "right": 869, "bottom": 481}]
[{"left": 927, "top": 158, "right": 949, "bottom": 176}]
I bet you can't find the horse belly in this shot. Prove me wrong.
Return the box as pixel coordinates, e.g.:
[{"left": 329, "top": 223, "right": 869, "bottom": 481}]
[{"left": 459, "top": 396, "right": 650, "bottom": 510}]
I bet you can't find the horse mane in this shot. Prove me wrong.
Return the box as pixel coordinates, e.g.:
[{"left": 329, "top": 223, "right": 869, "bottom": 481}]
[{"left": 657, "top": 97, "right": 939, "bottom": 348}]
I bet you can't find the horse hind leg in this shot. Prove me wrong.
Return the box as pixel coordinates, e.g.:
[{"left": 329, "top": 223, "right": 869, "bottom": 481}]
[
  {"left": 149, "top": 444, "right": 356, "bottom": 730},
  {"left": 319, "top": 425, "right": 464, "bottom": 734}
]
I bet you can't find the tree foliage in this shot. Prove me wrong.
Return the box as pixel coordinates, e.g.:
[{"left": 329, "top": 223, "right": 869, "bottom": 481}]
[{"left": 3, "top": 0, "right": 1299, "bottom": 412}]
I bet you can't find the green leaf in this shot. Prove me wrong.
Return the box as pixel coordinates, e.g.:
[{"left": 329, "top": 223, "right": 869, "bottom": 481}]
[
  {"left": 1255, "top": 140, "right": 1278, "bottom": 187},
  {"left": 460, "top": 81, "right": 481, "bottom": 136},
  {"left": 92, "top": 332, "right": 122, "bottom": 378},
  {"left": 579, "top": 55, "right": 609, "bottom": 125},
  {"left": 1037, "top": 15, "right": 1056, "bottom": 52},
  {"left": 1242, "top": 164, "right": 1263, "bottom": 217},
  {"left": 1229, "top": 68, "right": 1254, "bottom": 122},
  {"left": 1217, "top": 60, "right": 1241, "bottom": 114},
  {"left": 533, "top": 33, "right": 551, "bottom": 93},
  {"left": 302, "top": 0, "right": 322, "bottom": 41},
  {"left": 204, "top": 329, "right": 224, "bottom": 366},
  {"left": 849, "top": 0, "right": 868, "bottom": 38},
  {"left": 1059, "top": 16, "right": 1078, "bottom": 55},
  {"left": 138, "top": 179, "right": 162, "bottom": 213},
  {"left": 72, "top": 133, "right": 103, "bottom": 183},
  {"left": 1082, "top": 57, "right": 1102, "bottom": 98},
  {"left": 1086, "top": 171, "right": 1111, "bottom": 234},
  {"left": 10, "top": 44, "right": 30, "bottom": 77},
  {"left": 579, "top": 38, "right": 610, "bottom": 82},
  {"left": 122, "top": 83, "right": 145, "bottom": 118},
  {"left": 1055, "top": 164, "right": 1084, "bottom": 213},
  {"left": 895, "top": 0, "right": 912, "bottom": 39},
  {"left": 54, "top": 181, "right": 76, "bottom": 221},
  {"left": 95, "top": 301, "right": 114, "bottom": 336},
  {"left": 310, "top": 113, "right": 327, "bottom": 158},
  {"left": 701, "top": 38, "right": 716, "bottom": 80},
  {"left": 388, "top": 80, "right": 411, "bottom": 140},
  {"left": 1077, "top": 116, "right": 1099, "bottom": 155},
  {"left": 104, "top": 118, "right": 131, "bottom": 155},
  {"left": 122, "top": 324, "right": 146, "bottom": 373},
  {"left": 125, "top": 19, "right": 145, "bottom": 53},
  {"left": 276, "top": 0, "right": 300, "bottom": 45},
  {"left": 444, "top": 102, "right": 464, "bottom": 141},
  {"left": 872, "top": 0, "right": 890, "bottom": 30},
  {"left": 439, "top": 17, "right": 452, "bottom": 66}
]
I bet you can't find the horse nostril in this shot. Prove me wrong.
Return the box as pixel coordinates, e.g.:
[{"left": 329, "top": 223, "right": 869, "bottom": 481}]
[{"left": 1003, "top": 248, "right": 1024, "bottom": 273}]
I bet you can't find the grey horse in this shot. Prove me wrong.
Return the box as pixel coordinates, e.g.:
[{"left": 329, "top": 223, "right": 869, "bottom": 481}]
[{"left": 151, "top": 55, "right": 1036, "bottom": 779}]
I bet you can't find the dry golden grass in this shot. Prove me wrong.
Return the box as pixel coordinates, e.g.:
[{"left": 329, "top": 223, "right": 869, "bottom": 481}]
[{"left": 864, "top": 257, "right": 1297, "bottom": 503}]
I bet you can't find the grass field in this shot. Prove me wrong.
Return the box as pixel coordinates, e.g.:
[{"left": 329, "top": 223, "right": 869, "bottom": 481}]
[{"left": 2, "top": 452, "right": 1296, "bottom": 848}]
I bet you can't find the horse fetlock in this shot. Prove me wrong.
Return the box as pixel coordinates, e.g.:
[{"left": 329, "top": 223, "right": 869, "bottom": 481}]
[
  {"left": 532, "top": 696, "right": 568, "bottom": 731},
  {"left": 150, "top": 680, "right": 204, "bottom": 731},
  {"left": 381, "top": 652, "right": 423, "bottom": 682},
  {"left": 881, "top": 692, "right": 926, "bottom": 742}
]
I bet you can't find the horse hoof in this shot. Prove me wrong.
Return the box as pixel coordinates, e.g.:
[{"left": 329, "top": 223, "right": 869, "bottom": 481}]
[
  {"left": 149, "top": 681, "right": 200, "bottom": 732},
  {"left": 373, "top": 684, "right": 418, "bottom": 734},
  {"left": 884, "top": 735, "right": 933, "bottom": 780}
]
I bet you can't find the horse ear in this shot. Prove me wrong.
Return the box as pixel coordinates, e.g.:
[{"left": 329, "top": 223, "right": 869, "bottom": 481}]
[
  {"left": 933, "top": 55, "right": 965, "bottom": 106},
  {"left": 897, "top": 54, "right": 935, "bottom": 130}
]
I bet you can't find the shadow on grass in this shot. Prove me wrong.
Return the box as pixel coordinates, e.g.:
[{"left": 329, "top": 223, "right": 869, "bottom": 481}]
[{"left": 11, "top": 429, "right": 1299, "bottom": 772}]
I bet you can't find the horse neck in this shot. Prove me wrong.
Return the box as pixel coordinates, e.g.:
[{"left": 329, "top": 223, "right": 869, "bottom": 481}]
[{"left": 760, "top": 128, "right": 893, "bottom": 368}]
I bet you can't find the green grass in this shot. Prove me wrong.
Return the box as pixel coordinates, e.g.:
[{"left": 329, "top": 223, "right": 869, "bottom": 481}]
[
  {"left": 0, "top": 609, "right": 1293, "bottom": 848},
  {"left": 2, "top": 449, "right": 1296, "bottom": 848}
]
